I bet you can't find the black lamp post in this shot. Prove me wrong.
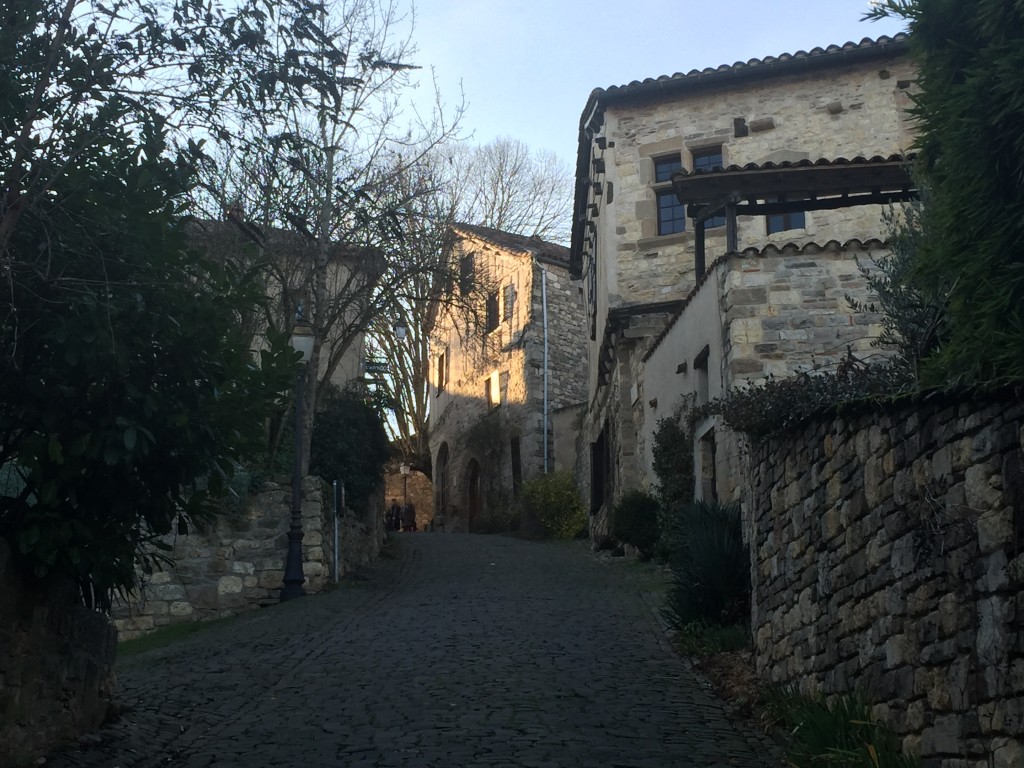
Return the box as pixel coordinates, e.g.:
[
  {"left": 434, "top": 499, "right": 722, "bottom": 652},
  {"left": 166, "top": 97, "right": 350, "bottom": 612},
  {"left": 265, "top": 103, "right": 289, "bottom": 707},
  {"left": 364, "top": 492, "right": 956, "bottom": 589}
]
[
  {"left": 281, "top": 321, "right": 315, "bottom": 602},
  {"left": 399, "top": 461, "right": 411, "bottom": 506}
]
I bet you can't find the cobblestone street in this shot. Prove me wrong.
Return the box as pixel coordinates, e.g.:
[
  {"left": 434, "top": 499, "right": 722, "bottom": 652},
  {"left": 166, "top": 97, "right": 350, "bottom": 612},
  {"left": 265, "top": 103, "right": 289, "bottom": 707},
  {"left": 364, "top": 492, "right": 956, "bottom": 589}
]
[{"left": 47, "top": 534, "right": 780, "bottom": 768}]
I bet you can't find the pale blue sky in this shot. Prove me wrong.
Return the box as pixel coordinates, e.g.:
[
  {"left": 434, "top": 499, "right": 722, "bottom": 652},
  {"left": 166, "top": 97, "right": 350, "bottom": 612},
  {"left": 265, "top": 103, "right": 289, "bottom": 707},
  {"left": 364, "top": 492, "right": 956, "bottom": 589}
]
[{"left": 406, "top": 0, "right": 908, "bottom": 168}]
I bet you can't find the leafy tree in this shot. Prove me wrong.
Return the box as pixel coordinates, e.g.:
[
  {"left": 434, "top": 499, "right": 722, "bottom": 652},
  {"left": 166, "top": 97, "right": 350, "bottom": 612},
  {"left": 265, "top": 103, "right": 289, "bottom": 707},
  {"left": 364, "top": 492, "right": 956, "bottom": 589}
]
[
  {"left": 869, "top": 1, "right": 1024, "bottom": 384},
  {"left": 0, "top": 120, "right": 294, "bottom": 603},
  {"left": 847, "top": 198, "right": 951, "bottom": 381},
  {"left": 309, "top": 385, "right": 390, "bottom": 510},
  {"left": 0, "top": 0, "right": 300, "bottom": 602}
]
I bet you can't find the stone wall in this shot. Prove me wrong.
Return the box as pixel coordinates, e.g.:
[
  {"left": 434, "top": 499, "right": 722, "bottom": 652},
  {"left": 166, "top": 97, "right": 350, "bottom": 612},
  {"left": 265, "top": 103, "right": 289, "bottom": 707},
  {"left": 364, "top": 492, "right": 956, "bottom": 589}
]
[
  {"left": 383, "top": 468, "right": 434, "bottom": 530},
  {"left": 113, "top": 476, "right": 383, "bottom": 639},
  {"left": 750, "top": 392, "right": 1024, "bottom": 767},
  {"left": 1, "top": 539, "right": 117, "bottom": 765}
]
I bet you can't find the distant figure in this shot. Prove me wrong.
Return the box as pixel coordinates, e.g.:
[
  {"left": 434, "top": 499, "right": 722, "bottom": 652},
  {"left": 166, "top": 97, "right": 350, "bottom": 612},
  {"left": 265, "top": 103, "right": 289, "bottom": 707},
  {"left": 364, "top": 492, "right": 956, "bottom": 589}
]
[
  {"left": 388, "top": 499, "right": 402, "bottom": 532},
  {"left": 401, "top": 501, "right": 416, "bottom": 532}
]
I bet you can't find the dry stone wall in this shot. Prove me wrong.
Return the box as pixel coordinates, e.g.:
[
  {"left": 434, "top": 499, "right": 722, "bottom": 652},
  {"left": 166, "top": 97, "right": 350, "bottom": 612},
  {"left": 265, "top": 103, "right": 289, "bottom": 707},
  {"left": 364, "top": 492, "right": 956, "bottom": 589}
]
[
  {"left": 1, "top": 539, "right": 116, "bottom": 765},
  {"left": 113, "top": 477, "right": 383, "bottom": 639},
  {"left": 750, "top": 392, "right": 1024, "bottom": 768},
  {"left": 383, "top": 469, "right": 434, "bottom": 530}
]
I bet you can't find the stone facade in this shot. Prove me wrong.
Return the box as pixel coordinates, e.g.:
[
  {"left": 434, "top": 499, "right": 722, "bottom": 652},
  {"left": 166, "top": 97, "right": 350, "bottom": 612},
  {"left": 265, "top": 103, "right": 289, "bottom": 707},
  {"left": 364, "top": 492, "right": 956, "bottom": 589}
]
[
  {"left": 570, "top": 35, "right": 914, "bottom": 526},
  {"left": 429, "top": 224, "right": 586, "bottom": 532},
  {"left": 112, "top": 476, "right": 384, "bottom": 638},
  {"left": 638, "top": 239, "right": 890, "bottom": 503},
  {"left": 750, "top": 392, "right": 1024, "bottom": 768},
  {"left": 1, "top": 539, "right": 117, "bottom": 765}
]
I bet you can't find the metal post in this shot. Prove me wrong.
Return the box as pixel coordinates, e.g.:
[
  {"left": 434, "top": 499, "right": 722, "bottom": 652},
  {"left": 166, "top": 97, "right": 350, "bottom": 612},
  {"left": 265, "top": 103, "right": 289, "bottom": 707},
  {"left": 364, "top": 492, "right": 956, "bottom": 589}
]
[
  {"left": 332, "top": 479, "right": 339, "bottom": 583},
  {"left": 281, "top": 367, "right": 307, "bottom": 601}
]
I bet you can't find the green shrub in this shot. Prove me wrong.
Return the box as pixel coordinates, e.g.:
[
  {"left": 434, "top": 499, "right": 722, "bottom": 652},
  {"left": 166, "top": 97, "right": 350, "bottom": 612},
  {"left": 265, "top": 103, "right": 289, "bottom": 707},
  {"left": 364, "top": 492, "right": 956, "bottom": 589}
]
[
  {"left": 520, "top": 471, "right": 586, "bottom": 540},
  {"left": 309, "top": 385, "right": 390, "bottom": 510},
  {"left": 663, "top": 500, "right": 749, "bottom": 628},
  {"left": 651, "top": 400, "right": 696, "bottom": 561},
  {"left": 768, "top": 690, "right": 919, "bottom": 768},
  {"left": 674, "top": 621, "right": 751, "bottom": 656},
  {"left": 610, "top": 489, "right": 660, "bottom": 559}
]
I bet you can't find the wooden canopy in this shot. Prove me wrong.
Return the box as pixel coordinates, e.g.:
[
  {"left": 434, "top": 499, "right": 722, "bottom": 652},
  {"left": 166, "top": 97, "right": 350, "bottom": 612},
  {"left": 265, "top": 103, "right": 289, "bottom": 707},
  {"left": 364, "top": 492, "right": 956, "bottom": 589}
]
[{"left": 671, "top": 155, "right": 917, "bottom": 276}]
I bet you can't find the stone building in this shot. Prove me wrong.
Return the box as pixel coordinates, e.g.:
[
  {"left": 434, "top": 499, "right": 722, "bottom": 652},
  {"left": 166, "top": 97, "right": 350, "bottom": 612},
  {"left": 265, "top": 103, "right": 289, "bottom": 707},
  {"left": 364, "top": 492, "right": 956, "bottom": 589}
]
[
  {"left": 428, "top": 224, "right": 586, "bottom": 531},
  {"left": 569, "top": 34, "right": 917, "bottom": 531}
]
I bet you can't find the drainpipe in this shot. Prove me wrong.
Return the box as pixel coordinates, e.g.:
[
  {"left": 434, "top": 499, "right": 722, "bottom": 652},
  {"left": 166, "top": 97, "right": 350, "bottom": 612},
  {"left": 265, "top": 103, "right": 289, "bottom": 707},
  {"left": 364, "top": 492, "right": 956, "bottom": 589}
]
[{"left": 541, "top": 263, "right": 550, "bottom": 473}]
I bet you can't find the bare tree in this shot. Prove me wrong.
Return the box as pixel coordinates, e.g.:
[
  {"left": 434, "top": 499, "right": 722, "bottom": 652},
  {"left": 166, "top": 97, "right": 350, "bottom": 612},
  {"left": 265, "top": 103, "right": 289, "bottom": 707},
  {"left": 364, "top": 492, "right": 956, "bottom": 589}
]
[
  {"left": 193, "top": 0, "right": 466, "bottom": 468},
  {"left": 445, "top": 136, "right": 574, "bottom": 244}
]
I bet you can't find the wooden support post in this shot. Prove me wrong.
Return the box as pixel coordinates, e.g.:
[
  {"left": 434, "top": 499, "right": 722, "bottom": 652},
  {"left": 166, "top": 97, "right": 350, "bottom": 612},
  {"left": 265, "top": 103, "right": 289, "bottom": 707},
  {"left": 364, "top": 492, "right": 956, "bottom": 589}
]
[
  {"left": 725, "top": 203, "right": 738, "bottom": 253},
  {"left": 695, "top": 219, "right": 706, "bottom": 278}
]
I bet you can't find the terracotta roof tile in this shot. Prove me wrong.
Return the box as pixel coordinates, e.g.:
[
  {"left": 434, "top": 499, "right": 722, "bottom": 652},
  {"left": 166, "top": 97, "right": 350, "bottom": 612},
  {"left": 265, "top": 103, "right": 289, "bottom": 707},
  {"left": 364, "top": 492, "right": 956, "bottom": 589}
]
[
  {"left": 455, "top": 223, "right": 570, "bottom": 265},
  {"left": 672, "top": 154, "right": 913, "bottom": 180},
  {"left": 594, "top": 35, "right": 909, "bottom": 101}
]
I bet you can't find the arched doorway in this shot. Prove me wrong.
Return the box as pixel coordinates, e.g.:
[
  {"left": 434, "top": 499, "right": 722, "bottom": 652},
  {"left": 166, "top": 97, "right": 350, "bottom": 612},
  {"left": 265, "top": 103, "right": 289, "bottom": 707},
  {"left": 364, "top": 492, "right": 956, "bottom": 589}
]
[
  {"left": 463, "top": 459, "right": 482, "bottom": 532},
  {"left": 435, "top": 443, "right": 450, "bottom": 514}
]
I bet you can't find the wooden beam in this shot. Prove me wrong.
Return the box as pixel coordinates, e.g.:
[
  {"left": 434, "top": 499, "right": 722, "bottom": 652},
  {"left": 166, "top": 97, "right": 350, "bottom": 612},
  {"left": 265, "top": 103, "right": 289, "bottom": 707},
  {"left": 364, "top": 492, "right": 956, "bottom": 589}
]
[
  {"left": 726, "top": 202, "right": 738, "bottom": 253},
  {"left": 695, "top": 220, "right": 706, "bottom": 278}
]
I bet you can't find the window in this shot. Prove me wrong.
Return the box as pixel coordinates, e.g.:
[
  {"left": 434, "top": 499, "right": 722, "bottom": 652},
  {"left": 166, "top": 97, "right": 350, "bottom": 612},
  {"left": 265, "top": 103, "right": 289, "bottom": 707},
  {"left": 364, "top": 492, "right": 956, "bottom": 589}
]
[
  {"left": 436, "top": 349, "right": 448, "bottom": 394},
  {"left": 653, "top": 155, "right": 686, "bottom": 236},
  {"left": 503, "top": 284, "right": 516, "bottom": 322},
  {"left": 691, "top": 146, "right": 723, "bottom": 173},
  {"left": 485, "top": 372, "right": 500, "bottom": 406},
  {"left": 766, "top": 196, "right": 806, "bottom": 234},
  {"left": 657, "top": 190, "right": 686, "bottom": 235},
  {"left": 692, "top": 146, "right": 725, "bottom": 228},
  {"left": 654, "top": 155, "right": 682, "bottom": 182},
  {"left": 485, "top": 290, "right": 500, "bottom": 333},
  {"left": 767, "top": 209, "right": 806, "bottom": 234},
  {"left": 459, "top": 254, "right": 475, "bottom": 295}
]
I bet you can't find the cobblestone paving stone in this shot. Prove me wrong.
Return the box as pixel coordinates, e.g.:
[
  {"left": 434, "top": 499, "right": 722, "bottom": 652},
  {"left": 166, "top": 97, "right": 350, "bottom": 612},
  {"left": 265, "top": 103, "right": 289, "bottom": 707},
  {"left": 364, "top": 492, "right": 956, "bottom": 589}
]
[{"left": 46, "top": 534, "right": 783, "bottom": 768}]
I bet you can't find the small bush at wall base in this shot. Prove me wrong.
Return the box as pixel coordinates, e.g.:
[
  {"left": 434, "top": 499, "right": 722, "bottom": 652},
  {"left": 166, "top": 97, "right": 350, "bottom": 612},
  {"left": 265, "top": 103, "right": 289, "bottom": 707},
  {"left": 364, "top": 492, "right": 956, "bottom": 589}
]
[
  {"left": 673, "top": 621, "right": 751, "bottom": 656},
  {"left": 610, "top": 490, "right": 660, "bottom": 559},
  {"left": 662, "top": 500, "right": 749, "bottom": 628},
  {"left": 520, "top": 471, "right": 586, "bottom": 540},
  {"left": 767, "top": 690, "right": 919, "bottom": 768}
]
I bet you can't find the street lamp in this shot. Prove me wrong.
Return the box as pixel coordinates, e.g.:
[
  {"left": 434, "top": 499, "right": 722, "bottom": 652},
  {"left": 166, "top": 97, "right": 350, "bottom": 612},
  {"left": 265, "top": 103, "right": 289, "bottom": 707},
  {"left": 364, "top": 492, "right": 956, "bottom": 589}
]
[
  {"left": 281, "top": 321, "right": 314, "bottom": 602},
  {"left": 399, "top": 461, "right": 410, "bottom": 506},
  {"left": 394, "top": 318, "right": 408, "bottom": 341}
]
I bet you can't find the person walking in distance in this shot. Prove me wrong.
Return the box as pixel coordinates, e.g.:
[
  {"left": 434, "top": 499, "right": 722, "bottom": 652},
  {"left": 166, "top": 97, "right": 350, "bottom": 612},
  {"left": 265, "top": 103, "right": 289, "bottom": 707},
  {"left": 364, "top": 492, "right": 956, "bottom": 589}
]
[{"left": 401, "top": 501, "right": 416, "bottom": 532}]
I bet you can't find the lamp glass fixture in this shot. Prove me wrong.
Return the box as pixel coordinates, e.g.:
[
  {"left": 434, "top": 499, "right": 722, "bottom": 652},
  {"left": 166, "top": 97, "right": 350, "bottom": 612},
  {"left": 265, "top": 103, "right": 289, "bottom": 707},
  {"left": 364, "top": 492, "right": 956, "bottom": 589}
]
[{"left": 290, "top": 324, "right": 315, "bottom": 363}]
